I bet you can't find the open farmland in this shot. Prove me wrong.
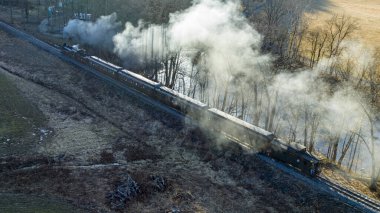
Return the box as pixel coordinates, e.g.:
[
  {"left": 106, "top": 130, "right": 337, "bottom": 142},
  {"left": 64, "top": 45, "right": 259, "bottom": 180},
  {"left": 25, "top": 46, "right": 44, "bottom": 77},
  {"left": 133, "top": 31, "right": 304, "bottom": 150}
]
[{"left": 307, "top": 0, "right": 380, "bottom": 49}]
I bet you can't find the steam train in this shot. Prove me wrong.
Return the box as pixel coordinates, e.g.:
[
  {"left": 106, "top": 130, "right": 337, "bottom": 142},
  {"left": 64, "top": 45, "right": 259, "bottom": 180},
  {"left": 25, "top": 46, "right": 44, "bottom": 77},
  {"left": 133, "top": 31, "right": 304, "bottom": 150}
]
[{"left": 61, "top": 44, "right": 321, "bottom": 177}]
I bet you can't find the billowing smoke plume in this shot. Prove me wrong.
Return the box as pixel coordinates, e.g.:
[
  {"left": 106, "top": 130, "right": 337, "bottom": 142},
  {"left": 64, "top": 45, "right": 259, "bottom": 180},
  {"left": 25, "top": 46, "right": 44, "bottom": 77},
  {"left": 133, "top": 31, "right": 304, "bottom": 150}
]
[
  {"left": 168, "top": 0, "right": 271, "bottom": 89},
  {"left": 112, "top": 0, "right": 271, "bottom": 77},
  {"left": 63, "top": 0, "right": 271, "bottom": 78},
  {"left": 63, "top": 0, "right": 379, "bottom": 169},
  {"left": 63, "top": 13, "right": 122, "bottom": 50},
  {"left": 113, "top": 22, "right": 168, "bottom": 68},
  {"left": 271, "top": 40, "right": 377, "bottom": 159}
]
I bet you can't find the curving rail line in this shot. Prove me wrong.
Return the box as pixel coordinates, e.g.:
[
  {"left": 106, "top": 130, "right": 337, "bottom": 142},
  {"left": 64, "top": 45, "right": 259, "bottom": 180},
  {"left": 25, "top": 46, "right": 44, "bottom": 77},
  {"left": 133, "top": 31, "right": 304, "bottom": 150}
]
[
  {"left": 259, "top": 154, "right": 380, "bottom": 213},
  {"left": 1, "top": 20, "right": 380, "bottom": 213},
  {"left": 316, "top": 176, "right": 380, "bottom": 212}
]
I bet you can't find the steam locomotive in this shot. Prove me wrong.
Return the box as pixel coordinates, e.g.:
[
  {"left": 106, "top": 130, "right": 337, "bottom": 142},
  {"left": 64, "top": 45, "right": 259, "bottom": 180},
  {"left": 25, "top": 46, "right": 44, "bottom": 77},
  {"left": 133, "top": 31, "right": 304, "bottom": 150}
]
[{"left": 61, "top": 44, "right": 321, "bottom": 177}]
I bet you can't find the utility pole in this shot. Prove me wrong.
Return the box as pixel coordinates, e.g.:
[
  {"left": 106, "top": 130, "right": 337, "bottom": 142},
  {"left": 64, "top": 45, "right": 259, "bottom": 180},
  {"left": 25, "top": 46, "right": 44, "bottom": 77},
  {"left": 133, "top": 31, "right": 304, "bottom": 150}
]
[
  {"left": 24, "top": 0, "right": 29, "bottom": 23},
  {"left": 37, "top": 0, "right": 41, "bottom": 20},
  {"left": 105, "top": 0, "right": 108, "bottom": 15},
  {"left": 10, "top": 0, "right": 13, "bottom": 23}
]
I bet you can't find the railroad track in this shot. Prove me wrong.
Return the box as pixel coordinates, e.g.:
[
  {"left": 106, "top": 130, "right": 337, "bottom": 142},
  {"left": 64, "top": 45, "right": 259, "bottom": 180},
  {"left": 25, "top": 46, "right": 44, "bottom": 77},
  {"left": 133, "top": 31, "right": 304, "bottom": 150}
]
[
  {"left": 317, "top": 176, "right": 380, "bottom": 212},
  {"left": 258, "top": 154, "right": 380, "bottom": 212}
]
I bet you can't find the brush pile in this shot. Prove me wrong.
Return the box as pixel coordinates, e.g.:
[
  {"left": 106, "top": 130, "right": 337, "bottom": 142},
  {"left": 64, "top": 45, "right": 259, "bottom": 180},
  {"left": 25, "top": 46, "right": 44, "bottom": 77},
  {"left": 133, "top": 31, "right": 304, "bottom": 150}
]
[{"left": 106, "top": 175, "right": 140, "bottom": 210}]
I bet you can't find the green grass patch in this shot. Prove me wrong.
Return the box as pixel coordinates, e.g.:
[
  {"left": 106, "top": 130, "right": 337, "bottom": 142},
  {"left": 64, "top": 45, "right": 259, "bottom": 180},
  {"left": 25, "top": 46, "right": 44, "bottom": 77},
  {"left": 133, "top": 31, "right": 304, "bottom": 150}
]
[
  {"left": 0, "top": 73, "right": 45, "bottom": 139},
  {"left": 0, "top": 193, "right": 85, "bottom": 213}
]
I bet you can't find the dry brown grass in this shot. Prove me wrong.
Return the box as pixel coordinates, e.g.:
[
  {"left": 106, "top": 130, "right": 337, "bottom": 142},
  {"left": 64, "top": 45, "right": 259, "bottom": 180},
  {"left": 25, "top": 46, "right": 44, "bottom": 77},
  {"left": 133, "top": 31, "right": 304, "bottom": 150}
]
[
  {"left": 306, "top": 0, "right": 380, "bottom": 49},
  {"left": 321, "top": 165, "right": 380, "bottom": 201}
]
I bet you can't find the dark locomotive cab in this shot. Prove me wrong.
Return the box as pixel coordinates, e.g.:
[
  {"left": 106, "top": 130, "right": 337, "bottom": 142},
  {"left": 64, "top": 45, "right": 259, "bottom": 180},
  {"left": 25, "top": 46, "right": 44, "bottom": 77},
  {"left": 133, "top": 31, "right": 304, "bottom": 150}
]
[
  {"left": 265, "top": 139, "right": 321, "bottom": 176},
  {"left": 61, "top": 44, "right": 87, "bottom": 63}
]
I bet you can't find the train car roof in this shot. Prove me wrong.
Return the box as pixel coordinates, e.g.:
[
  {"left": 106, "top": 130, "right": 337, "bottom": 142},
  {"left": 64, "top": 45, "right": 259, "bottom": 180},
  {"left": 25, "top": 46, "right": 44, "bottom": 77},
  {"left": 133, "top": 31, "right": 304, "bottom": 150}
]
[
  {"left": 159, "top": 86, "right": 208, "bottom": 108},
  {"left": 274, "top": 139, "right": 307, "bottom": 152},
  {"left": 88, "top": 56, "right": 122, "bottom": 70},
  {"left": 63, "top": 45, "right": 85, "bottom": 53},
  {"left": 289, "top": 142, "right": 307, "bottom": 152},
  {"left": 120, "top": 69, "right": 161, "bottom": 86},
  {"left": 271, "top": 139, "right": 288, "bottom": 151},
  {"left": 63, "top": 46, "right": 75, "bottom": 52},
  {"left": 208, "top": 108, "right": 274, "bottom": 139},
  {"left": 274, "top": 139, "right": 320, "bottom": 162}
]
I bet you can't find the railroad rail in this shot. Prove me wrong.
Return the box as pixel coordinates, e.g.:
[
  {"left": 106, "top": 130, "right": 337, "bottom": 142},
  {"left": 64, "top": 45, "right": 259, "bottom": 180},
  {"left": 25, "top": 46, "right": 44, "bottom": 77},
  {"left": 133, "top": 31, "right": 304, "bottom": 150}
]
[
  {"left": 1, "top": 20, "right": 380, "bottom": 213},
  {"left": 317, "top": 176, "right": 380, "bottom": 212},
  {"left": 259, "top": 154, "right": 380, "bottom": 213}
]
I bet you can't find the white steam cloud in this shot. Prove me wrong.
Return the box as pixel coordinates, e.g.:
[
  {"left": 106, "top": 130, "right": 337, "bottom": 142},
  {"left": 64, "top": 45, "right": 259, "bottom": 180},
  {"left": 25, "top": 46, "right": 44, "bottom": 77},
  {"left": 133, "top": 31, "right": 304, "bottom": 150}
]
[
  {"left": 63, "top": 13, "right": 122, "bottom": 50},
  {"left": 63, "top": 0, "right": 270, "bottom": 76},
  {"left": 113, "top": 22, "right": 168, "bottom": 68},
  {"left": 63, "top": 0, "right": 378, "bottom": 170},
  {"left": 271, "top": 40, "right": 376, "bottom": 157},
  {"left": 168, "top": 0, "right": 271, "bottom": 78}
]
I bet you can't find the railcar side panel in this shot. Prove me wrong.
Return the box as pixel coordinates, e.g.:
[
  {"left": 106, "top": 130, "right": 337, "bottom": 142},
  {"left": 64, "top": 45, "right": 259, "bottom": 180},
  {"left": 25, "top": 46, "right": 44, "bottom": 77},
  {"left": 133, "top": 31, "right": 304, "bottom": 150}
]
[
  {"left": 206, "top": 108, "right": 273, "bottom": 150},
  {"left": 156, "top": 86, "right": 208, "bottom": 118}
]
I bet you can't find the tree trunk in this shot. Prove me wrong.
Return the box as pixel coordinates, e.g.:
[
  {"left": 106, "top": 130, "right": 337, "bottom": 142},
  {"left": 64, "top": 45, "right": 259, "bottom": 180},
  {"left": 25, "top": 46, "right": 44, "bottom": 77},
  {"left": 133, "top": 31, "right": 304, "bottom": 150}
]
[
  {"left": 348, "top": 136, "right": 359, "bottom": 173},
  {"left": 304, "top": 109, "right": 309, "bottom": 147},
  {"left": 220, "top": 84, "right": 229, "bottom": 112},
  {"left": 337, "top": 134, "right": 354, "bottom": 167},
  {"left": 253, "top": 83, "right": 260, "bottom": 125},
  {"left": 331, "top": 137, "right": 339, "bottom": 162},
  {"left": 268, "top": 91, "right": 278, "bottom": 132},
  {"left": 369, "top": 131, "right": 377, "bottom": 191},
  {"left": 24, "top": 0, "right": 29, "bottom": 22}
]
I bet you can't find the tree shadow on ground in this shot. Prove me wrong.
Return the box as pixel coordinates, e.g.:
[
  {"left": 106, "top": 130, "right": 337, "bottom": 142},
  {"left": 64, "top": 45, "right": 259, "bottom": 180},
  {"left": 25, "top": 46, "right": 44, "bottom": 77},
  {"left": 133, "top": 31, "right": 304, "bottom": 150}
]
[{"left": 305, "top": 0, "right": 335, "bottom": 13}]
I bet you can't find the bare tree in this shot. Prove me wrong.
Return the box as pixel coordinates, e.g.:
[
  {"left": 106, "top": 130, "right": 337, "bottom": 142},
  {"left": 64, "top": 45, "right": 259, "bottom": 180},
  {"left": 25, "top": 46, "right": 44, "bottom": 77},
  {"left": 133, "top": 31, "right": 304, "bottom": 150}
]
[
  {"left": 307, "top": 27, "right": 328, "bottom": 67},
  {"left": 252, "top": 82, "right": 263, "bottom": 126},
  {"left": 266, "top": 90, "right": 278, "bottom": 132},
  {"left": 337, "top": 132, "right": 357, "bottom": 167},
  {"left": 348, "top": 135, "right": 361, "bottom": 173},
  {"left": 9, "top": 0, "right": 14, "bottom": 23},
  {"left": 307, "top": 113, "right": 320, "bottom": 152},
  {"left": 326, "top": 14, "right": 358, "bottom": 58},
  {"left": 359, "top": 106, "right": 380, "bottom": 191},
  {"left": 368, "top": 49, "right": 380, "bottom": 105},
  {"left": 327, "top": 133, "right": 341, "bottom": 162},
  {"left": 162, "top": 50, "right": 182, "bottom": 89},
  {"left": 23, "top": 0, "right": 29, "bottom": 22},
  {"left": 303, "top": 107, "right": 320, "bottom": 152}
]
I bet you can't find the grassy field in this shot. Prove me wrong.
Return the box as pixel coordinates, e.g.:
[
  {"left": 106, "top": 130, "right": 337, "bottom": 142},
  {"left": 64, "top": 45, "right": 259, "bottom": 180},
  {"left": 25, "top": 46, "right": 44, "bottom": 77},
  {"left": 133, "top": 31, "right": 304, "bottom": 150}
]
[
  {"left": 307, "top": 0, "right": 380, "bottom": 49},
  {"left": 0, "top": 72, "right": 45, "bottom": 141},
  {"left": 0, "top": 193, "right": 84, "bottom": 213}
]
